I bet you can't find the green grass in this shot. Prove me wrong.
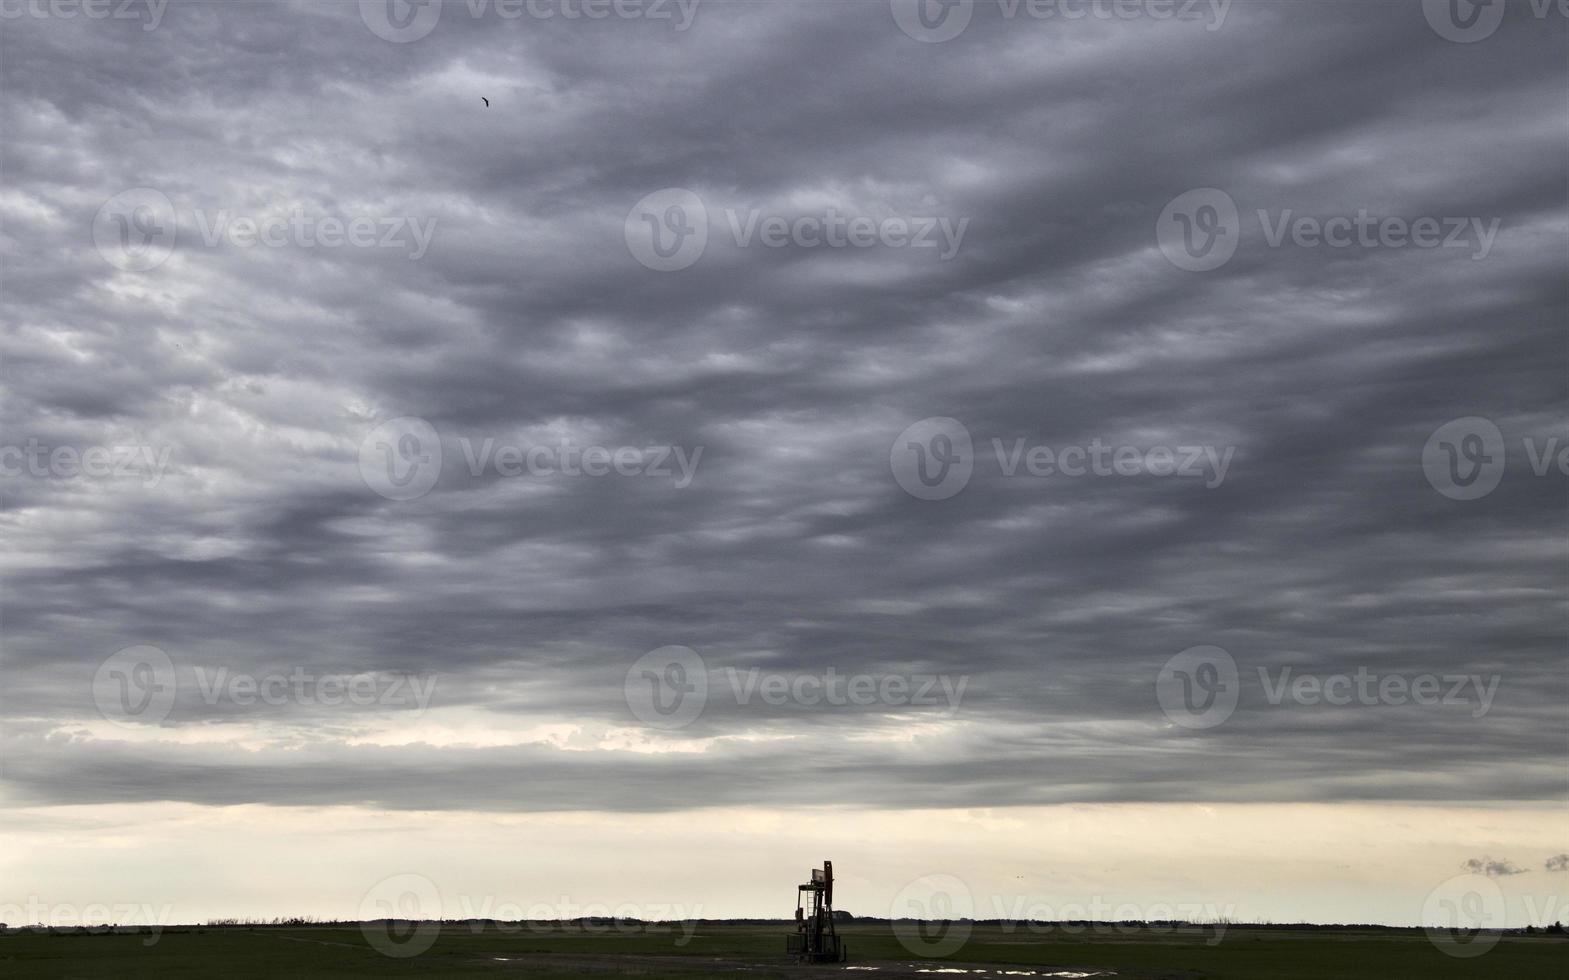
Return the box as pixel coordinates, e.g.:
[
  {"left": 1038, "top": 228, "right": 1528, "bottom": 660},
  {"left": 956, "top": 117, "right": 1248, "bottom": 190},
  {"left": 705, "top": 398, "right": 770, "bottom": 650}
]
[{"left": 2, "top": 922, "right": 1563, "bottom": 979}]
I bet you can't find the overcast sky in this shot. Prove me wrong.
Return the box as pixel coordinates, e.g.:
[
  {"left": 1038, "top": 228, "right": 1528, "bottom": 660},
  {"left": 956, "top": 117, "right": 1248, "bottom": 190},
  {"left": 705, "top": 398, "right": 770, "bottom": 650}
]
[{"left": 1, "top": 0, "right": 1565, "bottom": 932}]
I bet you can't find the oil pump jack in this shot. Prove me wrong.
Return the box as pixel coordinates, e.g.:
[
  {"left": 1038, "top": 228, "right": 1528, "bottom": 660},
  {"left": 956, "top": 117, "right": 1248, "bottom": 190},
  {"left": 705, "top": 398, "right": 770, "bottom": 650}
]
[{"left": 786, "top": 860, "right": 846, "bottom": 963}]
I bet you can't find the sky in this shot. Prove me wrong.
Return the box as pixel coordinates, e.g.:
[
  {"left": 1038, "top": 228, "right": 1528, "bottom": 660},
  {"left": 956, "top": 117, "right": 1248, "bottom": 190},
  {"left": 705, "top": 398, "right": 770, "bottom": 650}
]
[{"left": 1, "top": 0, "right": 1566, "bottom": 938}]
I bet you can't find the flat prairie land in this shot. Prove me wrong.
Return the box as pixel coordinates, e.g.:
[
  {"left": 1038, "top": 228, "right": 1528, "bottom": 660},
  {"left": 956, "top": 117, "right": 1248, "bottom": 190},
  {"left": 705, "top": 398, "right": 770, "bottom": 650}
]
[{"left": 2, "top": 922, "right": 1563, "bottom": 979}]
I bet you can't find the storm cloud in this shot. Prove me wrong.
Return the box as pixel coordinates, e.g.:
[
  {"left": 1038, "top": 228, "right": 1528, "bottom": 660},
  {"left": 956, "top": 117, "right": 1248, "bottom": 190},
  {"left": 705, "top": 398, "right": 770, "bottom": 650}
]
[{"left": 1, "top": 0, "right": 1565, "bottom": 820}]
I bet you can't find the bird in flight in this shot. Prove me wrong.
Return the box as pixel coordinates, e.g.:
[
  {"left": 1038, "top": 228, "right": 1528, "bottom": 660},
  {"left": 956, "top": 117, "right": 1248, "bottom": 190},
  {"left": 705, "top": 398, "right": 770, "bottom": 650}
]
[{"left": 481, "top": 97, "right": 490, "bottom": 107}]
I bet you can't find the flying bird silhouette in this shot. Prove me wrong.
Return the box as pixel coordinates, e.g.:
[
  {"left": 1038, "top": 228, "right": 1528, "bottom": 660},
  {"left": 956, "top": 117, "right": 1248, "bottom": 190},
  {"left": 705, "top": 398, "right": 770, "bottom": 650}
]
[{"left": 481, "top": 97, "right": 490, "bottom": 107}]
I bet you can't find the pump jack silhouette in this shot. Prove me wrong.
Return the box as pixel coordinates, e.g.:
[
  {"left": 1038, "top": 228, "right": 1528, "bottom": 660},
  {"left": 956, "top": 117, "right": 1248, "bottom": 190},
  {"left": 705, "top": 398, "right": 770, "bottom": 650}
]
[{"left": 786, "top": 860, "right": 847, "bottom": 963}]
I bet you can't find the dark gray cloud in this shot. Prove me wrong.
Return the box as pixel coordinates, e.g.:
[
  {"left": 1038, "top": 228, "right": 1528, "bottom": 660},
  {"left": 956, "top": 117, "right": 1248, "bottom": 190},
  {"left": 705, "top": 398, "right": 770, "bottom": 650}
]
[
  {"left": 1461, "top": 857, "right": 1528, "bottom": 878},
  {"left": 1, "top": 1, "right": 1565, "bottom": 812}
]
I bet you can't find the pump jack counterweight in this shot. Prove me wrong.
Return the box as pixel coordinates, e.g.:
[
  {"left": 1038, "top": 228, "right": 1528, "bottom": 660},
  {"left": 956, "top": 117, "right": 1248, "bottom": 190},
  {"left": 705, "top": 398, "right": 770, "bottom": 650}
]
[{"left": 786, "top": 860, "right": 847, "bottom": 963}]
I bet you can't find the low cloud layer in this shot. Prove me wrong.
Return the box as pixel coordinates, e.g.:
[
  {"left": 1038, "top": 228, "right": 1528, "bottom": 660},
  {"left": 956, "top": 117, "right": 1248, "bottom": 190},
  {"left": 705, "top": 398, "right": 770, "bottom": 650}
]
[{"left": 1461, "top": 857, "right": 1529, "bottom": 878}]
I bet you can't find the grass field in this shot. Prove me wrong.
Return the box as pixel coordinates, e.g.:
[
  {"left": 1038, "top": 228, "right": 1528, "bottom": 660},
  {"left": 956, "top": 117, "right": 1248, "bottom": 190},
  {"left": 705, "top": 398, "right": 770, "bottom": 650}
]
[{"left": 3, "top": 922, "right": 1564, "bottom": 979}]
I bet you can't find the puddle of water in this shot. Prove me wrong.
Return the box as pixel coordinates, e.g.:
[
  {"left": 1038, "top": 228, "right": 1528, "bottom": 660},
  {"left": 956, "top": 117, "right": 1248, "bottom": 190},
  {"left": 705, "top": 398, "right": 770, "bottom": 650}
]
[{"left": 913, "top": 970, "right": 1113, "bottom": 979}]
